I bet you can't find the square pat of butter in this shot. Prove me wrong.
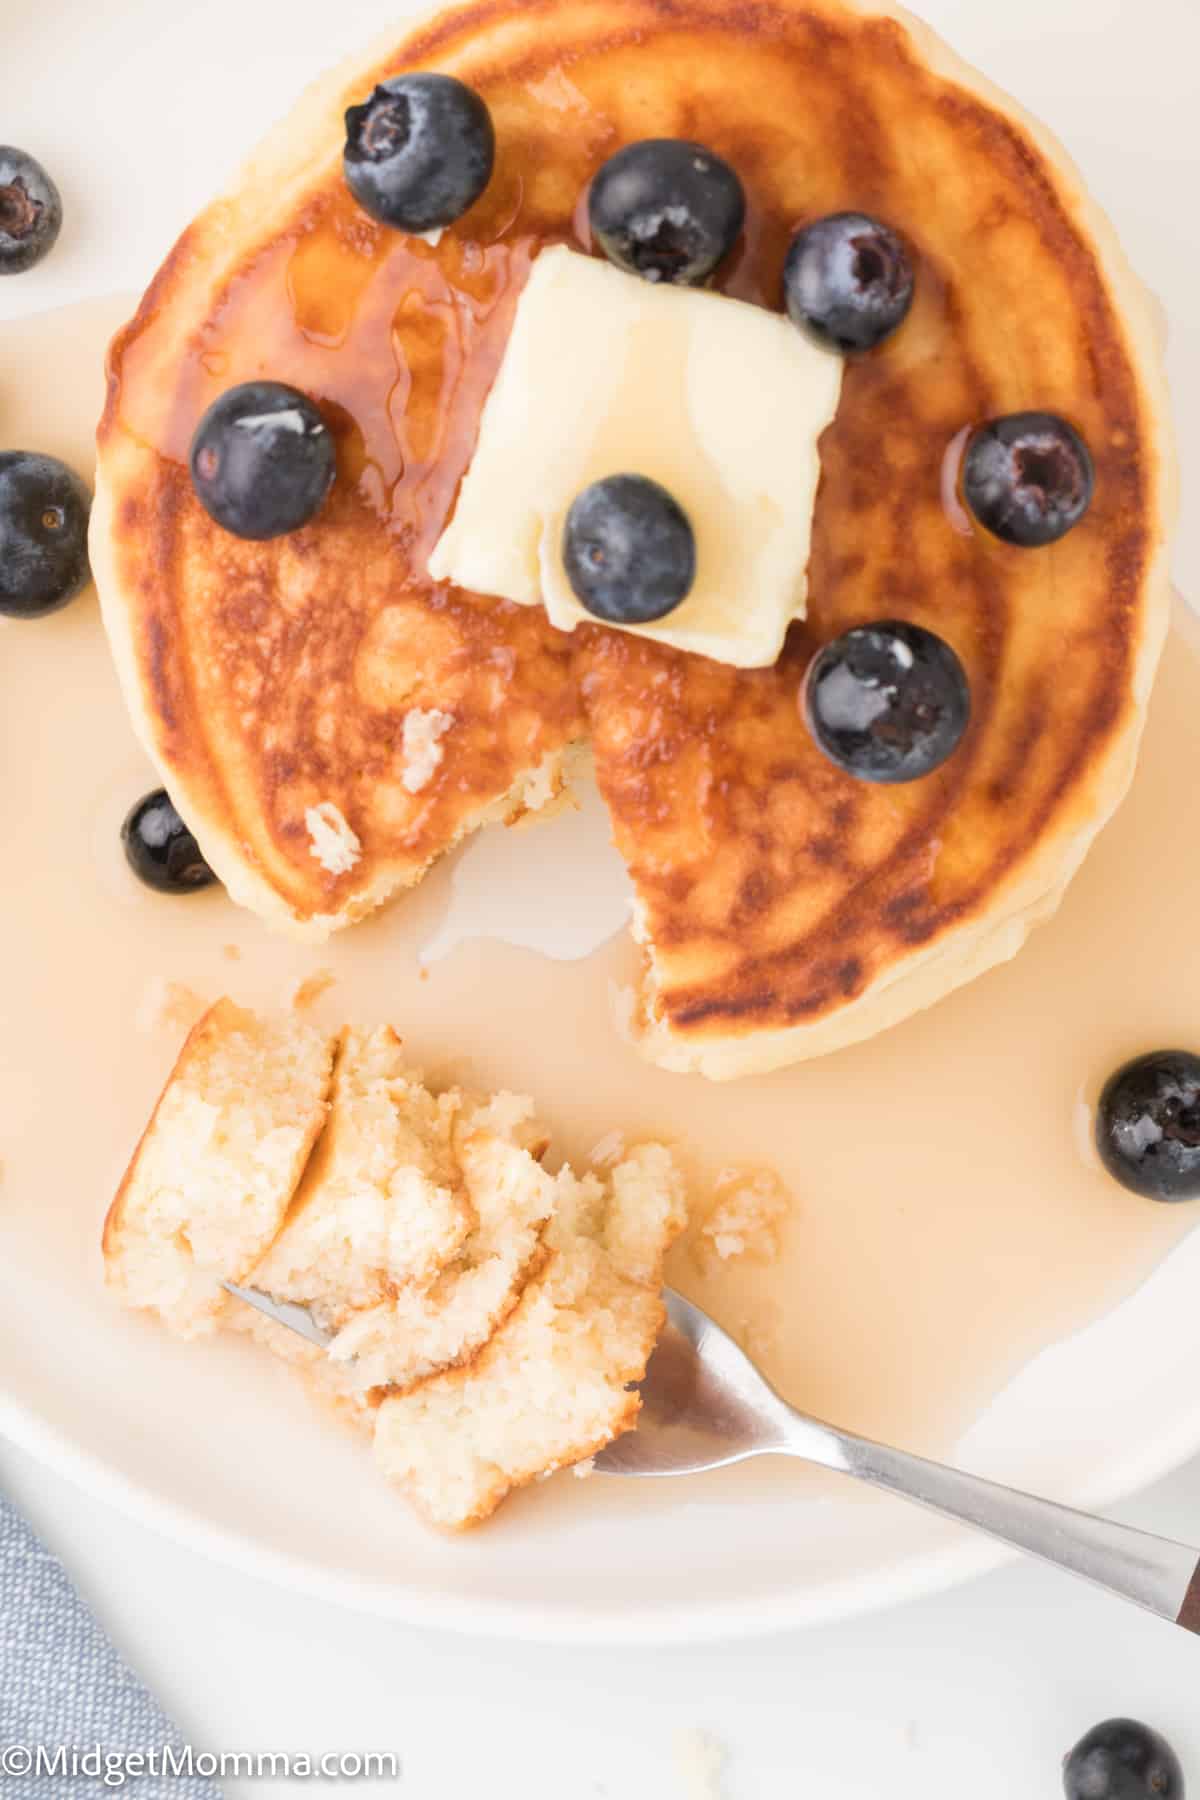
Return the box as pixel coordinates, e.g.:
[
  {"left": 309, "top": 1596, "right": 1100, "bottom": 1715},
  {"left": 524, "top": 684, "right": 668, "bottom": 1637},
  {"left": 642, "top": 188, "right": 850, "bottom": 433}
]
[{"left": 427, "top": 245, "right": 843, "bottom": 669}]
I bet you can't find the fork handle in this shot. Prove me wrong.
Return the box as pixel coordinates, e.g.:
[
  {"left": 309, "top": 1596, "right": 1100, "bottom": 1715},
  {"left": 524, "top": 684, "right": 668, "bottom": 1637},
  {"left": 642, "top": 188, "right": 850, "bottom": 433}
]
[{"left": 785, "top": 1412, "right": 1200, "bottom": 1633}]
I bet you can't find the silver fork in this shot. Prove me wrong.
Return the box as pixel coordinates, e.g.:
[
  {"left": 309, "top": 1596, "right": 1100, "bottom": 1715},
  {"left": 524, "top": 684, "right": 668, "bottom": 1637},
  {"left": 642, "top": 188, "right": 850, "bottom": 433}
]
[
  {"left": 225, "top": 1276, "right": 1200, "bottom": 1630},
  {"left": 222, "top": 1280, "right": 334, "bottom": 1349},
  {"left": 594, "top": 1290, "right": 1200, "bottom": 1635}
]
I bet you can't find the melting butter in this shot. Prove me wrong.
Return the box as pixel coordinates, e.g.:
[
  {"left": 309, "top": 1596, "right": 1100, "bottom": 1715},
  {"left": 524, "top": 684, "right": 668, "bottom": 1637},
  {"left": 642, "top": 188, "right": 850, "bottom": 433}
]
[
  {"left": 428, "top": 245, "right": 843, "bottom": 668},
  {"left": 6, "top": 294, "right": 1199, "bottom": 1512}
]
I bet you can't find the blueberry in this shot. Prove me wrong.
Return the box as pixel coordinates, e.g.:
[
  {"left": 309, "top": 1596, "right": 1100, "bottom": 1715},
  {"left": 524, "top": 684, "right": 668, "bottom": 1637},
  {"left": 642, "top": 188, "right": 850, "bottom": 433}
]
[
  {"left": 962, "top": 411, "right": 1095, "bottom": 547},
  {"left": 783, "top": 213, "right": 914, "bottom": 352},
  {"left": 588, "top": 140, "right": 745, "bottom": 286},
  {"left": 1096, "top": 1052, "right": 1200, "bottom": 1202},
  {"left": 804, "top": 622, "right": 970, "bottom": 783},
  {"left": 122, "top": 790, "right": 216, "bottom": 895},
  {"left": 1063, "top": 1719, "right": 1184, "bottom": 1800},
  {"left": 343, "top": 74, "right": 495, "bottom": 233},
  {"left": 190, "top": 382, "right": 335, "bottom": 541},
  {"left": 0, "top": 148, "right": 62, "bottom": 275},
  {"left": 563, "top": 474, "right": 696, "bottom": 625},
  {"left": 0, "top": 451, "right": 91, "bottom": 619}
]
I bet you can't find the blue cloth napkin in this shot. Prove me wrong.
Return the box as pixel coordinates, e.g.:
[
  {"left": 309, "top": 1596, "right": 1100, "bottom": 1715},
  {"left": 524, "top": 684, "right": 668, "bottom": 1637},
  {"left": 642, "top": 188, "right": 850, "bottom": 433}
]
[{"left": 0, "top": 1492, "right": 221, "bottom": 1798}]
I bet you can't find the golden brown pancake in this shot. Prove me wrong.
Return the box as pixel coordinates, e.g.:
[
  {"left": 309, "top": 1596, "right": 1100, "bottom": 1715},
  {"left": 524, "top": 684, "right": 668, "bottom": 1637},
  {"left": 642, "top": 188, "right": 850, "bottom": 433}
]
[{"left": 92, "top": 0, "right": 1173, "bottom": 1077}]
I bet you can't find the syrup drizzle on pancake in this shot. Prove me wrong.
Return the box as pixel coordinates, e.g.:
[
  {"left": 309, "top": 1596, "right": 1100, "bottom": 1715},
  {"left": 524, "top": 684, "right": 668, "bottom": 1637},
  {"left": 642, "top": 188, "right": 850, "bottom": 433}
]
[
  {"left": 1, "top": 295, "right": 1196, "bottom": 1505},
  {"left": 93, "top": 0, "right": 1167, "bottom": 1079}
]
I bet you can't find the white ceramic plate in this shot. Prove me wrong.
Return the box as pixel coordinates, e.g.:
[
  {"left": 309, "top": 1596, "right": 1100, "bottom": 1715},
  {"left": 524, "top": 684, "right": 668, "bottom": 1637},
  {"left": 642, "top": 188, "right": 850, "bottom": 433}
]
[{"left": 2, "top": 0, "right": 1199, "bottom": 1644}]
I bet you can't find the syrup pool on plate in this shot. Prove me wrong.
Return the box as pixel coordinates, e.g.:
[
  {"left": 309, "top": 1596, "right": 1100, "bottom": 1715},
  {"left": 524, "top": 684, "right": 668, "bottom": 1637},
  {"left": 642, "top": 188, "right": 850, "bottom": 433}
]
[{"left": 1, "top": 296, "right": 1198, "bottom": 1508}]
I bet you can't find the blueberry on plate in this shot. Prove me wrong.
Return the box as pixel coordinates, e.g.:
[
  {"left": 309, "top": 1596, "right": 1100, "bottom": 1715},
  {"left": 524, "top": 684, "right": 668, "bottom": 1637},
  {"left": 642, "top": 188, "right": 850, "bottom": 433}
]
[
  {"left": 190, "top": 382, "right": 335, "bottom": 541},
  {"left": 0, "top": 147, "right": 62, "bottom": 275},
  {"left": 122, "top": 790, "right": 217, "bottom": 895},
  {"left": 0, "top": 451, "right": 91, "bottom": 619},
  {"left": 1063, "top": 1719, "right": 1184, "bottom": 1800},
  {"left": 588, "top": 139, "right": 745, "bottom": 286},
  {"left": 1095, "top": 1051, "right": 1200, "bottom": 1202},
  {"left": 783, "top": 212, "right": 914, "bottom": 352},
  {"left": 963, "top": 412, "right": 1094, "bottom": 547},
  {"left": 563, "top": 473, "right": 696, "bottom": 625},
  {"left": 803, "top": 621, "right": 970, "bottom": 784},
  {"left": 343, "top": 74, "right": 495, "bottom": 232}
]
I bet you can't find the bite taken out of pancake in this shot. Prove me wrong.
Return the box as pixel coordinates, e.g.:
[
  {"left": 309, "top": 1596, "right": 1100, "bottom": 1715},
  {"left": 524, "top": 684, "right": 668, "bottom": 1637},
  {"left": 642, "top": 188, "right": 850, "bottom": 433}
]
[{"left": 91, "top": 0, "right": 1174, "bottom": 1078}]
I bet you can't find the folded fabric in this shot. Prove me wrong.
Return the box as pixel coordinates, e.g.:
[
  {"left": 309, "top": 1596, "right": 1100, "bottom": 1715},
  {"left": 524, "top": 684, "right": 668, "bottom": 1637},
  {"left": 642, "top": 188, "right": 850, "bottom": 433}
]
[{"left": 0, "top": 1491, "right": 220, "bottom": 1798}]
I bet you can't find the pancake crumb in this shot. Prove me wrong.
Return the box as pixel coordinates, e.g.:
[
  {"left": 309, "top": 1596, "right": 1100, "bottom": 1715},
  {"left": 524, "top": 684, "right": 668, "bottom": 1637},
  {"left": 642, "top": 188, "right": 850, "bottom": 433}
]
[
  {"left": 287, "top": 968, "right": 336, "bottom": 1012},
  {"left": 305, "top": 802, "right": 361, "bottom": 876},
  {"left": 135, "top": 979, "right": 209, "bottom": 1037},
  {"left": 572, "top": 1456, "right": 596, "bottom": 1480},
  {"left": 737, "top": 1297, "right": 782, "bottom": 1367},
  {"left": 401, "top": 708, "right": 454, "bottom": 794},
  {"left": 698, "top": 1165, "right": 791, "bottom": 1265},
  {"left": 589, "top": 1130, "right": 627, "bottom": 1169},
  {"left": 222, "top": 944, "right": 242, "bottom": 962},
  {"left": 521, "top": 755, "right": 561, "bottom": 813},
  {"left": 505, "top": 750, "right": 577, "bottom": 828},
  {"left": 674, "top": 1729, "right": 727, "bottom": 1800}
]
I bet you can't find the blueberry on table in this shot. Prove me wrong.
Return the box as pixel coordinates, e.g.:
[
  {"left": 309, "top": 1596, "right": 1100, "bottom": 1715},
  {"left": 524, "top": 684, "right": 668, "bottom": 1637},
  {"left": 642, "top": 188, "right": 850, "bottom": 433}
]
[
  {"left": 1063, "top": 1718, "right": 1184, "bottom": 1800},
  {"left": 588, "top": 139, "right": 746, "bottom": 286},
  {"left": 563, "top": 474, "right": 696, "bottom": 625},
  {"left": 343, "top": 74, "right": 495, "bottom": 232},
  {"left": 189, "top": 382, "right": 335, "bottom": 541},
  {"left": 963, "top": 412, "right": 1094, "bottom": 547},
  {"left": 1096, "top": 1052, "right": 1200, "bottom": 1202},
  {"left": 122, "top": 790, "right": 216, "bottom": 895},
  {"left": 0, "top": 451, "right": 91, "bottom": 619},
  {"left": 803, "top": 622, "right": 970, "bottom": 784},
  {"left": 783, "top": 213, "right": 914, "bottom": 352},
  {"left": 0, "top": 147, "right": 62, "bottom": 275}
]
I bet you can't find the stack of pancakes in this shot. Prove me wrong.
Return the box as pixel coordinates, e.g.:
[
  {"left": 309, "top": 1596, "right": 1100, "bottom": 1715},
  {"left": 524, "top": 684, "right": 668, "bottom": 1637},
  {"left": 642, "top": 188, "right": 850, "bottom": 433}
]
[{"left": 91, "top": 0, "right": 1174, "bottom": 1077}]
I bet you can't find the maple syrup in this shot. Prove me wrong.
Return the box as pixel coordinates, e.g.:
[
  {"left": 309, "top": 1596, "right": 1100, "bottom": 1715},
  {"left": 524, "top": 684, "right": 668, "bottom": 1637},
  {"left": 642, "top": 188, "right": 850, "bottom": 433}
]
[{"left": 1, "top": 295, "right": 1197, "bottom": 1480}]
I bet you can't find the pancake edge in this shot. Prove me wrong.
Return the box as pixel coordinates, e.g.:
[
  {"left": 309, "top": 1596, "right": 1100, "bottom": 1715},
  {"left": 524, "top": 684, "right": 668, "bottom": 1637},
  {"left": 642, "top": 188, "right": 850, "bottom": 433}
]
[
  {"left": 628, "top": 0, "right": 1176, "bottom": 1077},
  {"left": 90, "top": 0, "right": 1177, "bottom": 1061}
]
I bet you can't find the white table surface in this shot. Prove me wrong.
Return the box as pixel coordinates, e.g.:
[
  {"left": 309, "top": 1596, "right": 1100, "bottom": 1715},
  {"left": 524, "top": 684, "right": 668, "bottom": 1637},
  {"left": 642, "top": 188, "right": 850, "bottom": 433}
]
[
  {"left": 7, "top": 1438, "right": 1200, "bottom": 1797},
  {"left": 5, "top": 0, "right": 1200, "bottom": 1794}
]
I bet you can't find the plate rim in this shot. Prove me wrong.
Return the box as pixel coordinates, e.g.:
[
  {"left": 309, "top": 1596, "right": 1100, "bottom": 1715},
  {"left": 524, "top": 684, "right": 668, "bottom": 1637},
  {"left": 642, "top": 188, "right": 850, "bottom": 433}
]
[
  {"left": 2, "top": 0, "right": 1194, "bottom": 1646},
  {"left": 7, "top": 1373, "right": 1200, "bottom": 1642}
]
